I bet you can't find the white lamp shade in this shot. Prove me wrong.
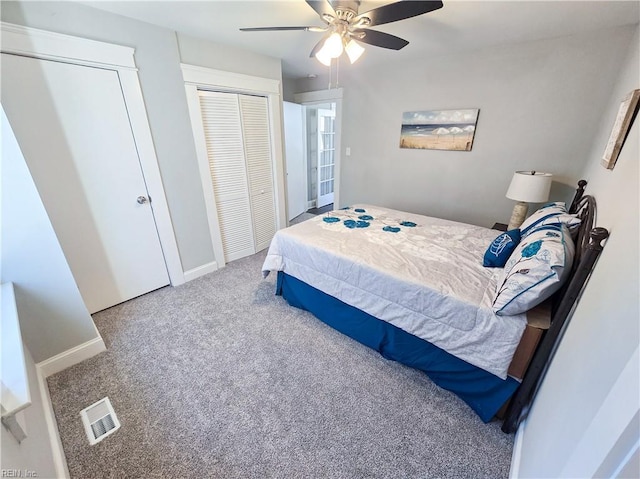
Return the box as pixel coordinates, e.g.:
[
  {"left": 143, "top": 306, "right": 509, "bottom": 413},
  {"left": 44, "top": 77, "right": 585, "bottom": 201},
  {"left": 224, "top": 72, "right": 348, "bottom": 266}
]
[
  {"left": 315, "top": 47, "right": 332, "bottom": 66},
  {"left": 506, "top": 171, "right": 552, "bottom": 203},
  {"left": 345, "top": 40, "right": 365, "bottom": 64},
  {"left": 324, "top": 32, "right": 344, "bottom": 58}
]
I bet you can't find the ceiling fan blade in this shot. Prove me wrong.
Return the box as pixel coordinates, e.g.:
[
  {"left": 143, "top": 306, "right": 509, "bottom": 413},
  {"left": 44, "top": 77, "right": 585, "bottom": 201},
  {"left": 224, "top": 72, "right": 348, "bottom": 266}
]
[
  {"left": 309, "top": 35, "right": 329, "bottom": 57},
  {"left": 352, "top": 29, "right": 409, "bottom": 50},
  {"left": 305, "top": 0, "right": 337, "bottom": 19},
  {"left": 354, "top": 0, "right": 443, "bottom": 27},
  {"left": 240, "top": 26, "right": 322, "bottom": 32}
]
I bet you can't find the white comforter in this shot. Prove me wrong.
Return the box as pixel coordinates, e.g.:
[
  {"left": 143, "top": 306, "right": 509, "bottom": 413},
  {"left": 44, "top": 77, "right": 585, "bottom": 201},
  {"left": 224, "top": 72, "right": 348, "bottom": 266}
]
[{"left": 262, "top": 205, "right": 527, "bottom": 379}]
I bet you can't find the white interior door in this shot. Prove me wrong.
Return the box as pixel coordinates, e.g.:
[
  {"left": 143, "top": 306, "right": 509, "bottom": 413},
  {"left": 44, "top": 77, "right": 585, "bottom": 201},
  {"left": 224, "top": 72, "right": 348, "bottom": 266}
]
[
  {"left": 316, "top": 107, "right": 335, "bottom": 208},
  {"left": 283, "top": 101, "right": 306, "bottom": 220},
  {"left": 1, "top": 53, "right": 170, "bottom": 313}
]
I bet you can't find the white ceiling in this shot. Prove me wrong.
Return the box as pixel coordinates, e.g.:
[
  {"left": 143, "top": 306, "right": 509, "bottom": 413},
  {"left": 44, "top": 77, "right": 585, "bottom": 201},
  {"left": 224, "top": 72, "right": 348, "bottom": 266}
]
[{"left": 83, "top": 0, "right": 640, "bottom": 79}]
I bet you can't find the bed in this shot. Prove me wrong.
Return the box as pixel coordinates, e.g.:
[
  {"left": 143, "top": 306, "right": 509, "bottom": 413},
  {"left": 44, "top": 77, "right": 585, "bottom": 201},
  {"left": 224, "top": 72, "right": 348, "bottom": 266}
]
[{"left": 262, "top": 181, "right": 607, "bottom": 432}]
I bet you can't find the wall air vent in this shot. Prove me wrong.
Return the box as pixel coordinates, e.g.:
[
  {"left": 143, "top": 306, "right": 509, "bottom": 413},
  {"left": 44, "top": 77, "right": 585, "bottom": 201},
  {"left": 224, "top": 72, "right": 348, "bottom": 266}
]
[{"left": 80, "top": 397, "right": 120, "bottom": 445}]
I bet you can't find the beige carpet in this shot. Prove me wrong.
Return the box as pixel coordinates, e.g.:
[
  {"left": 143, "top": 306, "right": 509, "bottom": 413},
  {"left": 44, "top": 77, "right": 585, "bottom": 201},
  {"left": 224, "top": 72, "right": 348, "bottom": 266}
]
[{"left": 47, "top": 250, "right": 514, "bottom": 478}]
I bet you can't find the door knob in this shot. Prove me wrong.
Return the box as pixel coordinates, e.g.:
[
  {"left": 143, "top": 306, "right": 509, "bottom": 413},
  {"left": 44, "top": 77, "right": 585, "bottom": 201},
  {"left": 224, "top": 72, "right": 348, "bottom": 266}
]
[{"left": 137, "top": 196, "right": 148, "bottom": 205}]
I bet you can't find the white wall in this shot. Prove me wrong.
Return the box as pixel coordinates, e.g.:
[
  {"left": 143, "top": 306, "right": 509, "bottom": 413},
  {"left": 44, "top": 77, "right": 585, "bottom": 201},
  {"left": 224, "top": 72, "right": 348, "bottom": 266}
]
[
  {"left": 1, "top": 108, "right": 100, "bottom": 362},
  {"left": 177, "top": 32, "right": 282, "bottom": 81},
  {"left": 517, "top": 24, "right": 639, "bottom": 478},
  {"left": 1, "top": 1, "right": 283, "bottom": 273},
  {"left": 0, "top": 344, "right": 59, "bottom": 478},
  {"left": 0, "top": 1, "right": 213, "bottom": 272},
  {"left": 294, "top": 25, "right": 636, "bottom": 227}
]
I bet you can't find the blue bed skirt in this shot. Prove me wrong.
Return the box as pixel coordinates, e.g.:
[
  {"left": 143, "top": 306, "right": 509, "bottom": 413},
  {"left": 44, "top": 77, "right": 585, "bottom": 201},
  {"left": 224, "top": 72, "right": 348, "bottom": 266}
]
[{"left": 276, "top": 271, "right": 520, "bottom": 422}]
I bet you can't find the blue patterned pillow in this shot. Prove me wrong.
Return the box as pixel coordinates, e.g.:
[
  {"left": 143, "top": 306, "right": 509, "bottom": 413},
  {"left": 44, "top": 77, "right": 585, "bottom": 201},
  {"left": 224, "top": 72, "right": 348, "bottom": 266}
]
[
  {"left": 483, "top": 229, "right": 521, "bottom": 267},
  {"left": 519, "top": 202, "right": 581, "bottom": 238},
  {"left": 493, "top": 224, "right": 575, "bottom": 316}
]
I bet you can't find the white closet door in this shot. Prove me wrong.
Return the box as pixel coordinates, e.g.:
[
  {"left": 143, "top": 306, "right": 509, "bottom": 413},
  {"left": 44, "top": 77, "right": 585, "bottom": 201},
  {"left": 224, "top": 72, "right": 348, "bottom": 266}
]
[
  {"left": 198, "top": 91, "right": 255, "bottom": 262},
  {"left": 1, "top": 53, "right": 170, "bottom": 313},
  {"left": 239, "top": 94, "right": 276, "bottom": 252}
]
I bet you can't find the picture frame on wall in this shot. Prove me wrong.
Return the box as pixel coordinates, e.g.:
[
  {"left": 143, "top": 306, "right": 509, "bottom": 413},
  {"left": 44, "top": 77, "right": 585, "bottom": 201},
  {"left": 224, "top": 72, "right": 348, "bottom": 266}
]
[
  {"left": 601, "top": 89, "right": 640, "bottom": 170},
  {"left": 399, "top": 109, "right": 479, "bottom": 151}
]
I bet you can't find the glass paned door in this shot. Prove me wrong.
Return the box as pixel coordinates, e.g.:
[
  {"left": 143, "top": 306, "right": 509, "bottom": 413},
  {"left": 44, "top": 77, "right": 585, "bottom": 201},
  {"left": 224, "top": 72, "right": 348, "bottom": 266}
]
[{"left": 317, "top": 108, "right": 335, "bottom": 208}]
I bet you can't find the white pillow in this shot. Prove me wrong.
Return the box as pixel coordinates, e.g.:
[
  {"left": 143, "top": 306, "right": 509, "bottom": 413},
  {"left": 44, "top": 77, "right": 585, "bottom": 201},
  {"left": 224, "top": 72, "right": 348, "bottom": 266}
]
[
  {"left": 493, "top": 224, "right": 575, "bottom": 316},
  {"left": 519, "top": 202, "right": 581, "bottom": 238}
]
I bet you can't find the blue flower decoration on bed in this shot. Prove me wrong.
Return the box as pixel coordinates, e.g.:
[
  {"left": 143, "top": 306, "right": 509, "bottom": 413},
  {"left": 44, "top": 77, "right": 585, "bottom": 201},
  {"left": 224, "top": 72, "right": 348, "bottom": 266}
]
[
  {"left": 400, "top": 221, "right": 416, "bottom": 227},
  {"left": 354, "top": 208, "right": 366, "bottom": 213},
  {"left": 383, "top": 226, "right": 401, "bottom": 233},
  {"left": 340, "top": 206, "right": 351, "bottom": 210},
  {"left": 358, "top": 215, "right": 373, "bottom": 221},
  {"left": 323, "top": 217, "right": 340, "bottom": 223},
  {"left": 345, "top": 219, "right": 370, "bottom": 229},
  {"left": 521, "top": 240, "right": 542, "bottom": 258}
]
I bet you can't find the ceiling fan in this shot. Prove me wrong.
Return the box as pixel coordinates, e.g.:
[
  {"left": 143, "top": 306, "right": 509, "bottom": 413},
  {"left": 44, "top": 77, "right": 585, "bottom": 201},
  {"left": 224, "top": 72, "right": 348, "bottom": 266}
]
[{"left": 240, "top": 0, "right": 443, "bottom": 65}]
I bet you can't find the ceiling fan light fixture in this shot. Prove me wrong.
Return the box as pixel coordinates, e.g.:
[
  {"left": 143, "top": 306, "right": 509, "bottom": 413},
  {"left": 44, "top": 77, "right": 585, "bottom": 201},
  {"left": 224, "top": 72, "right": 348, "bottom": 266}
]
[
  {"left": 315, "top": 47, "right": 333, "bottom": 66},
  {"left": 345, "top": 39, "right": 365, "bottom": 64},
  {"left": 324, "top": 32, "right": 344, "bottom": 58}
]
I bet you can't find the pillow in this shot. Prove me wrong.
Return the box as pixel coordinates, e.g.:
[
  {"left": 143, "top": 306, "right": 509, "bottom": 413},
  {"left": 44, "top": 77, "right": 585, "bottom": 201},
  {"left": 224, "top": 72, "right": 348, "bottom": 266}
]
[
  {"left": 519, "top": 202, "right": 581, "bottom": 238},
  {"left": 483, "top": 229, "right": 521, "bottom": 267},
  {"left": 493, "top": 224, "right": 575, "bottom": 316}
]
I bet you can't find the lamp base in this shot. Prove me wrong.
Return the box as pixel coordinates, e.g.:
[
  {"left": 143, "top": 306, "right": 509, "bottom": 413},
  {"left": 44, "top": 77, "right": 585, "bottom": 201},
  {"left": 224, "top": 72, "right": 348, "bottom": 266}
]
[{"left": 508, "top": 202, "right": 529, "bottom": 230}]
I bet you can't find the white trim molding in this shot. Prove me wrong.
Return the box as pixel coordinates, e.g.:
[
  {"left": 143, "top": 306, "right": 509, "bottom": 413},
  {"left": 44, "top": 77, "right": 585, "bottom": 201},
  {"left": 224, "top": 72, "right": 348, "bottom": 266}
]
[
  {"left": 35, "top": 366, "right": 70, "bottom": 479},
  {"left": 294, "top": 88, "right": 344, "bottom": 104},
  {"left": 37, "top": 336, "right": 106, "bottom": 378},
  {"left": 0, "top": 22, "right": 185, "bottom": 287},
  {"left": 183, "top": 261, "right": 218, "bottom": 283},
  {"left": 183, "top": 83, "right": 227, "bottom": 269},
  {"left": 1, "top": 21, "right": 135, "bottom": 70},
  {"left": 181, "top": 64, "right": 280, "bottom": 94},
  {"left": 181, "top": 63, "right": 287, "bottom": 270}
]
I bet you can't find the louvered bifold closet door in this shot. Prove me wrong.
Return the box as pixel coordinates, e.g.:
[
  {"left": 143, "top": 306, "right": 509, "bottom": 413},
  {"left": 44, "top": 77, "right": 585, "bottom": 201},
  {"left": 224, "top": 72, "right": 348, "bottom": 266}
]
[
  {"left": 238, "top": 94, "right": 276, "bottom": 252},
  {"left": 198, "top": 91, "right": 255, "bottom": 263}
]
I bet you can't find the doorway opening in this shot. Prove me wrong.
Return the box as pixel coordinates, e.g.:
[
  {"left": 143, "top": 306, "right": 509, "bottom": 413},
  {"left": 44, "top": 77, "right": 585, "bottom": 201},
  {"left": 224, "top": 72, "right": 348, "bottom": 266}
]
[{"left": 285, "top": 88, "right": 343, "bottom": 223}]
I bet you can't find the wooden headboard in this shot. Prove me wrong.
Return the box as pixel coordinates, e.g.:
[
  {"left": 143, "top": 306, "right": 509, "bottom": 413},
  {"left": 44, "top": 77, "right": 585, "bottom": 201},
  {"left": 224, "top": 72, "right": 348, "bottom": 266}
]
[{"left": 502, "top": 180, "right": 609, "bottom": 433}]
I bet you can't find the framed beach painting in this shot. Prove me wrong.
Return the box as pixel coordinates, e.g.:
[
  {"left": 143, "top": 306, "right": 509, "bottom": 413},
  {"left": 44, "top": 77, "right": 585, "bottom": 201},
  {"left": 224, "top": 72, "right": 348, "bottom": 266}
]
[{"left": 399, "top": 109, "right": 479, "bottom": 151}]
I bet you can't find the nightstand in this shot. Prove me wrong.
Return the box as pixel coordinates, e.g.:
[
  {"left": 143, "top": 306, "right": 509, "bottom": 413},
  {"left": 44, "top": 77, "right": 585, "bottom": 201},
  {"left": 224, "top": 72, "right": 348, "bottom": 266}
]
[{"left": 492, "top": 222, "right": 508, "bottom": 232}]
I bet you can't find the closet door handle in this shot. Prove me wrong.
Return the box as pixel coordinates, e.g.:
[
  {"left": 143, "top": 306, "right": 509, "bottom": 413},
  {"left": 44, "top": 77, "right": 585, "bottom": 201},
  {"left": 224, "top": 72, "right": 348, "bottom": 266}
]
[{"left": 137, "top": 196, "right": 149, "bottom": 205}]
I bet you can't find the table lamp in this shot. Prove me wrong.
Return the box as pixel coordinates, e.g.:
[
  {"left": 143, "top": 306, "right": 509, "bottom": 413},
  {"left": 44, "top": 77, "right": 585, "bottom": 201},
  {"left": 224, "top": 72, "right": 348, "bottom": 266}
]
[{"left": 506, "top": 171, "right": 553, "bottom": 230}]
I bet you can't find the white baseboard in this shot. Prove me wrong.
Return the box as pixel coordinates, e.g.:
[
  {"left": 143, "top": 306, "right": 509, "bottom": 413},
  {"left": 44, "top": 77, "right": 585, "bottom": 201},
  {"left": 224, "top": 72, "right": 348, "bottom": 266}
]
[
  {"left": 509, "top": 418, "right": 526, "bottom": 479},
  {"left": 36, "top": 366, "right": 70, "bottom": 479},
  {"left": 183, "top": 260, "right": 218, "bottom": 282},
  {"left": 307, "top": 200, "right": 316, "bottom": 210},
  {"left": 34, "top": 336, "right": 107, "bottom": 478},
  {"left": 37, "top": 336, "right": 106, "bottom": 378}
]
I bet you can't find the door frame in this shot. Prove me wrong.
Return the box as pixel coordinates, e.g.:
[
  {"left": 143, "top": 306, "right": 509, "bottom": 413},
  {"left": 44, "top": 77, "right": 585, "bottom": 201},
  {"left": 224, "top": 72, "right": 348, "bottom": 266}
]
[
  {"left": 0, "top": 22, "right": 185, "bottom": 286},
  {"left": 181, "top": 63, "right": 287, "bottom": 268},
  {"left": 316, "top": 106, "right": 336, "bottom": 208},
  {"left": 294, "top": 88, "right": 343, "bottom": 209}
]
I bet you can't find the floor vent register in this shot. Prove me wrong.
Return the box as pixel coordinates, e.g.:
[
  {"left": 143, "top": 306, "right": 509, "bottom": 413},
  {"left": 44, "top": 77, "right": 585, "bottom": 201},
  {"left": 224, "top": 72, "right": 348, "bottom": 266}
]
[{"left": 80, "top": 397, "right": 121, "bottom": 445}]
